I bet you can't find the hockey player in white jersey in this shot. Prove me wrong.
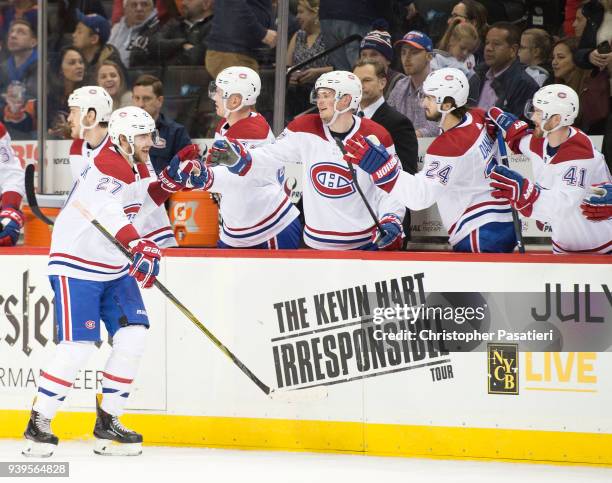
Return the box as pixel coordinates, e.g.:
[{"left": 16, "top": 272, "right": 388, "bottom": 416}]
[
  {"left": 66, "top": 86, "right": 177, "bottom": 247},
  {"left": 199, "top": 66, "right": 301, "bottom": 248},
  {"left": 209, "top": 70, "right": 406, "bottom": 250},
  {"left": 0, "top": 122, "right": 24, "bottom": 246},
  {"left": 23, "top": 106, "right": 201, "bottom": 457},
  {"left": 341, "top": 68, "right": 517, "bottom": 253},
  {"left": 487, "top": 84, "right": 612, "bottom": 254}
]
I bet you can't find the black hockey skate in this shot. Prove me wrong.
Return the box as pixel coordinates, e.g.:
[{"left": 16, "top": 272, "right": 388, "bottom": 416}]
[
  {"left": 22, "top": 409, "right": 59, "bottom": 457},
  {"left": 93, "top": 394, "right": 142, "bottom": 456}
]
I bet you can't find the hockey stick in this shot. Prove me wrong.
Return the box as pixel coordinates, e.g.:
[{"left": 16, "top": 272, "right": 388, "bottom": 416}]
[
  {"left": 495, "top": 131, "right": 525, "bottom": 254},
  {"left": 333, "top": 137, "right": 386, "bottom": 239},
  {"left": 72, "top": 200, "right": 272, "bottom": 396},
  {"left": 24, "top": 164, "right": 55, "bottom": 226},
  {"left": 72, "top": 200, "right": 328, "bottom": 401}
]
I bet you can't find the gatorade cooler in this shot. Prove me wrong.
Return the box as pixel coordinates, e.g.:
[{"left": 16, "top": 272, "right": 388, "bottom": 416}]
[
  {"left": 169, "top": 191, "right": 219, "bottom": 247},
  {"left": 23, "top": 194, "right": 66, "bottom": 247}
]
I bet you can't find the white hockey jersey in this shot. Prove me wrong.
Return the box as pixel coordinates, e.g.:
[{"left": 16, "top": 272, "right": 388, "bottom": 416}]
[
  {"left": 208, "top": 112, "right": 299, "bottom": 247},
  {"left": 518, "top": 128, "right": 612, "bottom": 254},
  {"left": 69, "top": 136, "right": 177, "bottom": 247},
  {"left": 49, "top": 144, "right": 170, "bottom": 281},
  {"left": 0, "top": 123, "right": 24, "bottom": 208},
  {"left": 385, "top": 109, "right": 514, "bottom": 247},
  {"left": 246, "top": 114, "right": 406, "bottom": 250}
]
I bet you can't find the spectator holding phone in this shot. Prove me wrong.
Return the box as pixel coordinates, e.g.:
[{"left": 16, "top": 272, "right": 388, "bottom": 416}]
[
  {"left": 573, "top": 0, "right": 612, "bottom": 170},
  {"left": 574, "top": 0, "right": 612, "bottom": 73},
  {"left": 553, "top": 37, "right": 609, "bottom": 134}
]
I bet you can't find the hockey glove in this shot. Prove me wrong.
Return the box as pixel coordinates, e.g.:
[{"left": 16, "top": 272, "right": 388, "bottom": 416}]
[
  {"left": 0, "top": 206, "right": 24, "bottom": 246},
  {"left": 373, "top": 214, "right": 403, "bottom": 250},
  {"left": 188, "top": 157, "right": 213, "bottom": 190},
  {"left": 128, "top": 238, "right": 162, "bottom": 289},
  {"left": 486, "top": 107, "right": 530, "bottom": 152},
  {"left": 343, "top": 134, "right": 400, "bottom": 192},
  {"left": 490, "top": 165, "right": 540, "bottom": 217},
  {"left": 159, "top": 144, "right": 201, "bottom": 193},
  {"left": 208, "top": 138, "right": 252, "bottom": 176},
  {"left": 581, "top": 184, "right": 612, "bottom": 221}
]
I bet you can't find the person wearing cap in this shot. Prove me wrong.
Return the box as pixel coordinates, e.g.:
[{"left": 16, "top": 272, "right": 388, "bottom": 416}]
[
  {"left": 358, "top": 20, "right": 405, "bottom": 98},
  {"left": 72, "top": 11, "right": 124, "bottom": 81},
  {"left": 387, "top": 30, "right": 439, "bottom": 138}
]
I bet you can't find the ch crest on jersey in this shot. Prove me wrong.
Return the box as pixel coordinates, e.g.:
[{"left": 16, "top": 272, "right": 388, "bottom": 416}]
[{"left": 310, "top": 163, "right": 355, "bottom": 198}]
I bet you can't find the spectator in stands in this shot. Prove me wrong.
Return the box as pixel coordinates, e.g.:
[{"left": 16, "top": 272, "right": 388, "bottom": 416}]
[
  {"left": 354, "top": 57, "right": 417, "bottom": 246},
  {"left": 0, "top": 0, "right": 37, "bottom": 41},
  {"left": 55, "top": 0, "right": 108, "bottom": 50},
  {"left": 286, "top": 0, "right": 331, "bottom": 117},
  {"left": 387, "top": 31, "right": 438, "bottom": 138},
  {"left": 432, "top": 19, "right": 479, "bottom": 77},
  {"left": 72, "top": 11, "right": 124, "bottom": 81},
  {"left": 318, "top": 0, "right": 377, "bottom": 71},
  {"left": 446, "top": 0, "right": 488, "bottom": 64},
  {"left": 473, "top": 22, "right": 539, "bottom": 117},
  {"left": 205, "top": 0, "right": 276, "bottom": 78},
  {"left": 572, "top": 2, "right": 588, "bottom": 39},
  {"left": 96, "top": 60, "right": 132, "bottom": 110},
  {"left": 146, "top": 0, "right": 214, "bottom": 66},
  {"left": 0, "top": 19, "right": 38, "bottom": 95},
  {"left": 519, "top": 28, "right": 553, "bottom": 87},
  {"left": 358, "top": 20, "right": 404, "bottom": 98},
  {"left": 112, "top": 0, "right": 177, "bottom": 26},
  {"left": 573, "top": 0, "right": 612, "bottom": 73},
  {"left": 553, "top": 37, "right": 609, "bottom": 134},
  {"left": 108, "top": 0, "right": 161, "bottom": 68},
  {"left": 353, "top": 59, "right": 417, "bottom": 173},
  {"left": 564, "top": 0, "right": 583, "bottom": 37},
  {"left": 574, "top": 0, "right": 612, "bottom": 169},
  {"left": 131, "top": 74, "right": 191, "bottom": 173},
  {"left": 47, "top": 46, "right": 86, "bottom": 138}
]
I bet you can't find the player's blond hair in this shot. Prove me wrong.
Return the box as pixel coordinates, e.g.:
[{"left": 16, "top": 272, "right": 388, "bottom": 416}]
[{"left": 438, "top": 21, "right": 479, "bottom": 53}]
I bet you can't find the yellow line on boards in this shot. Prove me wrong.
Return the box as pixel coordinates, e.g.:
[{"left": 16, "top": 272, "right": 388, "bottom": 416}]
[{"left": 1, "top": 410, "right": 611, "bottom": 466}]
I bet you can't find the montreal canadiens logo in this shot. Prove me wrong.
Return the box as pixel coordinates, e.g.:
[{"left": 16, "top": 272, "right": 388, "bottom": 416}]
[
  {"left": 310, "top": 163, "right": 354, "bottom": 198},
  {"left": 558, "top": 92, "right": 567, "bottom": 98},
  {"left": 445, "top": 75, "right": 454, "bottom": 80},
  {"left": 85, "top": 320, "right": 96, "bottom": 330}
]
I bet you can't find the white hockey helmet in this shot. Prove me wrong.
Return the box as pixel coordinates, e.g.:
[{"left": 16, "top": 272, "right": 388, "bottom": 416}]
[
  {"left": 67, "top": 85, "right": 113, "bottom": 138},
  {"left": 526, "top": 84, "right": 579, "bottom": 134},
  {"left": 311, "top": 70, "right": 362, "bottom": 125},
  {"left": 422, "top": 68, "right": 469, "bottom": 127},
  {"left": 108, "top": 106, "right": 164, "bottom": 157},
  {"left": 423, "top": 68, "right": 469, "bottom": 109},
  {"left": 209, "top": 66, "right": 261, "bottom": 117}
]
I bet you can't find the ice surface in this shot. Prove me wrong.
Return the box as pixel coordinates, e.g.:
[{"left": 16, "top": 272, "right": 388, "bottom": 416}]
[{"left": 0, "top": 439, "right": 610, "bottom": 483}]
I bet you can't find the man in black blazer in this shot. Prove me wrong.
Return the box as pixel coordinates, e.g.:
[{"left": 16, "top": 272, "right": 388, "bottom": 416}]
[
  {"left": 354, "top": 59, "right": 419, "bottom": 246},
  {"left": 353, "top": 59, "right": 418, "bottom": 174}
]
